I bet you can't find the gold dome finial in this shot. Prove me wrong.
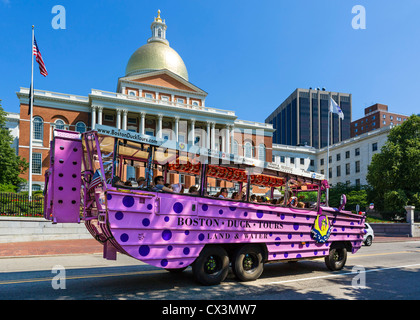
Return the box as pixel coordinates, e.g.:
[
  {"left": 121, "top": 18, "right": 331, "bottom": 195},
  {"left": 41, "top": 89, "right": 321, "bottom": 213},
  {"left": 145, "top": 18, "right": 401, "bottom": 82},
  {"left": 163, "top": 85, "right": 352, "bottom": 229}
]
[{"left": 155, "top": 9, "right": 162, "bottom": 22}]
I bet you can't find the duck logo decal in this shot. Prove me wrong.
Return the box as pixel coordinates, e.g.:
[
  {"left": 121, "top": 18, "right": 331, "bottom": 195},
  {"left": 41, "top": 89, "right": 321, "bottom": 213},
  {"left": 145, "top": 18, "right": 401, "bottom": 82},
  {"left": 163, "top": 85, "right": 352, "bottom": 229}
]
[{"left": 311, "top": 214, "right": 332, "bottom": 243}]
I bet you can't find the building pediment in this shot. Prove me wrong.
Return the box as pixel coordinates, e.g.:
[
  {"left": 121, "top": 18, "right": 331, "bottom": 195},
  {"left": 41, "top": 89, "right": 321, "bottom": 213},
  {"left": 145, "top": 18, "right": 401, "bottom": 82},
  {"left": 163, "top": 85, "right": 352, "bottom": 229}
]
[{"left": 117, "top": 69, "right": 207, "bottom": 96}]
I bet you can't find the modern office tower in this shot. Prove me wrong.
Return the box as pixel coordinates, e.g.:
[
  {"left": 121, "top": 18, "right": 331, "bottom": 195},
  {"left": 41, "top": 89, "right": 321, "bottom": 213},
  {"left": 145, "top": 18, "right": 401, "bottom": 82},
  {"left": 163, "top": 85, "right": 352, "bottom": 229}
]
[{"left": 265, "top": 88, "right": 352, "bottom": 148}]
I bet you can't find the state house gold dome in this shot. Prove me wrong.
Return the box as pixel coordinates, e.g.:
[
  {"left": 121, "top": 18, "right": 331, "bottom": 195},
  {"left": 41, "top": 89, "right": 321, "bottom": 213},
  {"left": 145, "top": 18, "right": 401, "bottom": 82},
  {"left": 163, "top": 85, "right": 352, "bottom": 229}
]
[
  {"left": 125, "top": 10, "right": 189, "bottom": 81},
  {"left": 125, "top": 41, "right": 189, "bottom": 81}
]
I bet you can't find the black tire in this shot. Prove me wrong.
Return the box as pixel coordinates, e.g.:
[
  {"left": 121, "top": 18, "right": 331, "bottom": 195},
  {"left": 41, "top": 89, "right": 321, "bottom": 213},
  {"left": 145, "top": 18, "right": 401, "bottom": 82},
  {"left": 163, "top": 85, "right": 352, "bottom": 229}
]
[
  {"left": 364, "top": 236, "right": 373, "bottom": 246},
  {"left": 325, "top": 246, "right": 347, "bottom": 271},
  {"left": 232, "top": 244, "right": 264, "bottom": 282},
  {"left": 192, "top": 245, "right": 229, "bottom": 286}
]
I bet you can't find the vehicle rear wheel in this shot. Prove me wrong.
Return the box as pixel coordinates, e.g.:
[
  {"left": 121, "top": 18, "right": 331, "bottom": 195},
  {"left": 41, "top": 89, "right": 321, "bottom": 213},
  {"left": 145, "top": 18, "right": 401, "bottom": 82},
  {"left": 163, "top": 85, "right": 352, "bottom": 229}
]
[
  {"left": 232, "top": 244, "right": 264, "bottom": 282},
  {"left": 364, "top": 236, "right": 373, "bottom": 246},
  {"left": 192, "top": 245, "right": 229, "bottom": 286},
  {"left": 325, "top": 246, "right": 347, "bottom": 271}
]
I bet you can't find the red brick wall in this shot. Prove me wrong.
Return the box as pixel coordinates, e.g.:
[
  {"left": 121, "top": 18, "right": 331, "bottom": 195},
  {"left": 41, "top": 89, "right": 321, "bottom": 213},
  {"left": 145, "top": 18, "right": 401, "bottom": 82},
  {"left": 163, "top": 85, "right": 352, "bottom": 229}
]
[{"left": 19, "top": 104, "right": 89, "bottom": 183}]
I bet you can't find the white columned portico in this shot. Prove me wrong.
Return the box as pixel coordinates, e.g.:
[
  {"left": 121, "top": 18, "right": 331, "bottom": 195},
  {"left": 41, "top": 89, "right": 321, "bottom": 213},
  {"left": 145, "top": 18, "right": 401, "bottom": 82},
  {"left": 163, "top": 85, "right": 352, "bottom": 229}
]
[
  {"left": 230, "top": 125, "right": 235, "bottom": 153},
  {"left": 189, "top": 119, "right": 195, "bottom": 145},
  {"left": 174, "top": 116, "right": 180, "bottom": 142},
  {"left": 157, "top": 114, "right": 163, "bottom": 139},
  {"left": 116, "top": 109, "right": 121, "bottom": 129},
  {"left": 97, "top": 106, "right": 103, "bottom": 125},
  {"left": 122, "top": 109, "right": 128, "bottom": 130},
  {"left": 211, "top": 122, "right": 216, "bottom": 150},
  {"left": 140, "top": 112, "right": 146, "bottom": 134},
  {"left": 91, "top": 105, "right": 97, "bottom": 130},
  {"left": 225, "top": 125, "right": 230, "bottom": 154},
  {"left": 206, "top": 122, "right": 211, "bottom": 148}
]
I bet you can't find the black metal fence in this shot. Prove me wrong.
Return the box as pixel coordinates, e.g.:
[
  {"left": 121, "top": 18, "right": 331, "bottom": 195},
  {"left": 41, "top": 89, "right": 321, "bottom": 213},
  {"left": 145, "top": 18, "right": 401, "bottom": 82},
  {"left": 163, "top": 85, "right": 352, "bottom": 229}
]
[{"left": 0, "top": 193, "right": 44, "bottom": 217}]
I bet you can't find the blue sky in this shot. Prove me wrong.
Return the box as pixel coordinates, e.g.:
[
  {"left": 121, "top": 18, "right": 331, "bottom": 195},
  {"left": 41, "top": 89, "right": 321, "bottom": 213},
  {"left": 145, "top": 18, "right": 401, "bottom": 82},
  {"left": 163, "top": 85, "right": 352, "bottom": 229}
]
[{"left": 1, "top": 0, "right": 419, "bottom": 123}]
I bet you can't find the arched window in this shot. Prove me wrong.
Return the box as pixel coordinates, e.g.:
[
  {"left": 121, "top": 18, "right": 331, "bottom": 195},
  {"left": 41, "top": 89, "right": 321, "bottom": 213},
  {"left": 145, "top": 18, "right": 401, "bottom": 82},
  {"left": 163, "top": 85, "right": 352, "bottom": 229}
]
[
  {"left": 244, "top": 142, "right": 252, "bottom": 158},
  {"left": 75, "top": 122, "right": 86, "bottom": 133},
  {"left": 55, "top": 119, "right": 65, "bottom": 130},
  {"left": 258, "top": 144, "right": 266, "bottom": 162},
  {"left": 33, "top": 116, "right": 43, "bottom": 140},
  {"left": 233, "top": 140, "right": 238, "bottom": 155}
]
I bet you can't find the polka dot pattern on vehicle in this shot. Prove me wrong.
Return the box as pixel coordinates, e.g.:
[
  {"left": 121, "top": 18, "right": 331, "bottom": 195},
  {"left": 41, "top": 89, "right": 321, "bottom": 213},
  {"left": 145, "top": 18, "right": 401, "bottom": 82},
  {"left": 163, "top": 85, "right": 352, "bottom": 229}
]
[
  {"left": 105, "top": 192, "right": 365, "bottom": 270},
  {"left": 122, "top": 196, "right": 134, "bottom": 208}
]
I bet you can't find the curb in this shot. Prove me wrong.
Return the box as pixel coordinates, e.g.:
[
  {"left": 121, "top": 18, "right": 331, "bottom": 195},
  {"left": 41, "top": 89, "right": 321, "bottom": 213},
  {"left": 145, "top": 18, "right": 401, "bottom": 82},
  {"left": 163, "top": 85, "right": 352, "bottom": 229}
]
[{"left": 1, "top": 237, "right": 420, "bottom": 258}]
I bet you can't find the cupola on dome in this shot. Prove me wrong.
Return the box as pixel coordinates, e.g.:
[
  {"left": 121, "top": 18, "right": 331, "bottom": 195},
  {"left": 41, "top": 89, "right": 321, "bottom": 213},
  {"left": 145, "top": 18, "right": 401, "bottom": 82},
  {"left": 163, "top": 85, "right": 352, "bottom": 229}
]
[{"left": 125, "top": 10, "right": 189, "bottom": 81}]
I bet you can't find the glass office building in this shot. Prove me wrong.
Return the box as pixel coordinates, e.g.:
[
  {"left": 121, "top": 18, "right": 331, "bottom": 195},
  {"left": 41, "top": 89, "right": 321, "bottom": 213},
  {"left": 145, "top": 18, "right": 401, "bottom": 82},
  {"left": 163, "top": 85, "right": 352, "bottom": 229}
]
[{"left": 265, "top": 88, "right": 352, "bottom": 148}]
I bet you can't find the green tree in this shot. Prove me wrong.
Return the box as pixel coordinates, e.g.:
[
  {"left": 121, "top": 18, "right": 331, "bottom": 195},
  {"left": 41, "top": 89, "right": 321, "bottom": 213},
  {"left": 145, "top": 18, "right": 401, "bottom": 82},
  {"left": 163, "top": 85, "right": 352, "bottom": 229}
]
[
  {"left": 328, "top": 183, "right": 369, "bottom": 212},
  {"left": 366, "top": 115, "right": 420, "bottom": 213},
  {"left": 0, "top": 105, "right": 28, "bottom": 188}
]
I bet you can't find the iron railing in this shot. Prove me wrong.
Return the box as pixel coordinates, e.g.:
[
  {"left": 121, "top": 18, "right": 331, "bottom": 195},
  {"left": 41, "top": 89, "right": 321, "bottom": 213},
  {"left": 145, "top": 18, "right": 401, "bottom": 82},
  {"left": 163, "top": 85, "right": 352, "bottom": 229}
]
[{"left": 0, "top": 193, "right": 44, "bottom": 217}]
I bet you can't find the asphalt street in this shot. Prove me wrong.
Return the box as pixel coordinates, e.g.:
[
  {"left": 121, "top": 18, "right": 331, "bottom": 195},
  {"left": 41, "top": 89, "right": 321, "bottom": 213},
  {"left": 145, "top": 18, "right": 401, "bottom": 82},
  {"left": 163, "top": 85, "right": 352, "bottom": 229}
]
[{"left": 0, "top": 239, "right": 420, "bottom": 301}]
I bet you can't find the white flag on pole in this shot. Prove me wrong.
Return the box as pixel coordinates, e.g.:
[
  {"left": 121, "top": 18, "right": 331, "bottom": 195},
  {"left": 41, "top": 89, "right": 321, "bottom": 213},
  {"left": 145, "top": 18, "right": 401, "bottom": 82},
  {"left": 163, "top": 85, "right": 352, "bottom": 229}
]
[{"left": 329, "top": 96, "right": 344, "bottom": 120}]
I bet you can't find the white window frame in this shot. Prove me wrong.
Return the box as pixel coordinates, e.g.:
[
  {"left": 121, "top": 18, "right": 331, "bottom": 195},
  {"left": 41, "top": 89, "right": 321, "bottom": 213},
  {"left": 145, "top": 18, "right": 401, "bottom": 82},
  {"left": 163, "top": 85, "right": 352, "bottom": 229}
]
[
  {"left": 32, "top": 152, "right": 42, "bottom": 175},
  {"left": 33, "top": 116, "right": 44, "bottom": 141},
  {"left": 127, "top": 90, "right": 137, "bottom": 97},
  {"left": 233, "top": 140, "right": 239, "bottom": 155},
  {"left": 244, "top": 142, "right": 252, "bottom": 158},
  {"left": 54, "top": 119, "right": 68, "bottom": 130},
  {"left": 75, "top": 121, "right": 86, "bottom": 133},
  {"left": 161, "top": 95, "right": 170, "bottom": 102},
  {"left": 258, "top": 144, "right": 265, "bottom": 162}
]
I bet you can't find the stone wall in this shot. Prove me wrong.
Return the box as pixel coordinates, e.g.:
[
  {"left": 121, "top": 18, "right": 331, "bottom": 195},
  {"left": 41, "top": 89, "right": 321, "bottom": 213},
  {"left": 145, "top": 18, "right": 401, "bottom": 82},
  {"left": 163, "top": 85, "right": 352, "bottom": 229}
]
[
  {"left": 0, "top": 216, "right": 91, "bottom": 243},
  {"left": 370, "top": 222, "right": 420, "bottom": 238}
]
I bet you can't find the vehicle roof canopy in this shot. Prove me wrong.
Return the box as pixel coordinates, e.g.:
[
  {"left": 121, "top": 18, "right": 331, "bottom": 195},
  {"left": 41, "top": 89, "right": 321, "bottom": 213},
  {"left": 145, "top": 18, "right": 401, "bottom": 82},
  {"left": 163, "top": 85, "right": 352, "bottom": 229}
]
[{"left": 93, "top": 125, "right": 325, "bottom": 184}]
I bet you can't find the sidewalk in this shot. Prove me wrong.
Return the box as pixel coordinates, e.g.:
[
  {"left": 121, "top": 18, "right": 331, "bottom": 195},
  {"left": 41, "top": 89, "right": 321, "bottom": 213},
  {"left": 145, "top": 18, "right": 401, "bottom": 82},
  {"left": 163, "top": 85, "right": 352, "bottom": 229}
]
[
  {"left": 0, "top": 239, "right": 103, "bottom": 258},
  {"left": 0, "top": 236, "right": 420, "bottom": 258}
]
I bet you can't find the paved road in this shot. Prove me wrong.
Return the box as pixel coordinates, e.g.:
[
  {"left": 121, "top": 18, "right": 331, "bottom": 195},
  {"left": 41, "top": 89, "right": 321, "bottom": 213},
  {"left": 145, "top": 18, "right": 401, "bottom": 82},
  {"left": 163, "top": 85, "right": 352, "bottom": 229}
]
[{"left": 0, "top": 240, "right": 420, "bottom": 301}]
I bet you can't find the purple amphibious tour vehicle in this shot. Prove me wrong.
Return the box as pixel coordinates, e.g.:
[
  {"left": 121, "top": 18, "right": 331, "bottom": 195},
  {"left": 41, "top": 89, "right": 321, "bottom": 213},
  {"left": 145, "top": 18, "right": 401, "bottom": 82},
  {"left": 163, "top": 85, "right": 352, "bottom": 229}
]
[{"left": 44, "top": 125, "right": 366, "bottom": 285}]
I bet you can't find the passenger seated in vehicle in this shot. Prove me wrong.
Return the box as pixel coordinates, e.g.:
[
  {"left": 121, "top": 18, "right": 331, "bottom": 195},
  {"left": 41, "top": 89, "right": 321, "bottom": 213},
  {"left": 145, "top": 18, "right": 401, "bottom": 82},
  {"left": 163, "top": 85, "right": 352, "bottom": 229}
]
[
  {"left": 215, "top": 188, "right": 228, "bottom": 198},
  {"left": 231, "top": 191, "right": 245, "bottom": 201},
  {"left": 297, "top": 202, "right": 305, "bottom": 208},
  {"left": 189, "top": 186, "right": 199, "bottom": 195},
  {"left": 250, "top": 194, "right": 257, "bottom": 202},
  {"left": 136, "top": 177, "right": 146, "bottom": 189},
  {"left": 289, "top": 196, "right": 298, "bottom": 207},
  {"left": 113, "top": 176, "right": 127, "bottom": 187},
  {"left": 152, "top": 176, "right": 174, "bottom": 192}
]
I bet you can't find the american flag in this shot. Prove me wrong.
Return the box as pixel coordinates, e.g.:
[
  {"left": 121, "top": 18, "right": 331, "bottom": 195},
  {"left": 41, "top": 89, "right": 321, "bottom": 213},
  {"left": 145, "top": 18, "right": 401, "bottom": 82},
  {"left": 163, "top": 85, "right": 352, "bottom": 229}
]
[
  {"left": 33, "top": 37, "right": 48, "bottom": 77},
  {"left": 88, "top": 170, "right": 103, "bottom": 192}
]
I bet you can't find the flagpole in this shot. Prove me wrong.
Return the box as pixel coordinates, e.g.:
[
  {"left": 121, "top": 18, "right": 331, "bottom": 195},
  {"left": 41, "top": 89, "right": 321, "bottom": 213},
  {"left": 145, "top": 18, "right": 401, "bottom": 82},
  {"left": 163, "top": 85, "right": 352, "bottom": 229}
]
[
  {"left": 28, "top": 25, "right": 34, "bottom": 199},
  {"left": 326, "top": 91, "right": 331, "bottom": 206}
]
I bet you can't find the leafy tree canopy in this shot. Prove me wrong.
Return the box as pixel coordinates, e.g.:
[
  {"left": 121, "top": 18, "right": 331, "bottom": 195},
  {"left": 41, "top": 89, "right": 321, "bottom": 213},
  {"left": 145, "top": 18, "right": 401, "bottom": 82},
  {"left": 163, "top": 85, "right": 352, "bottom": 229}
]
[
  {"left": 366, "top": 115, "right": 420, "bottom": 212},
  {"left": 0, "top": 105, "right": 28, "bottom": 188}
]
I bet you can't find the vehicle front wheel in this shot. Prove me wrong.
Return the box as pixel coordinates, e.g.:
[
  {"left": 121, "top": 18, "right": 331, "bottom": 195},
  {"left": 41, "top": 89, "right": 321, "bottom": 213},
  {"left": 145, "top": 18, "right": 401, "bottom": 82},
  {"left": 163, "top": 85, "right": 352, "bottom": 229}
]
[
  {"left": 325, "top": 247, "right": 347, "bottom": 271},
  {"left": 192, "top": 245, "right": 229, "bottom": 286},
  {"left": 232, "top": 244, "right": 264, "bottom": 282},
  {"left": 364, "top": 236, "right": 373, "bottom": 246}
]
